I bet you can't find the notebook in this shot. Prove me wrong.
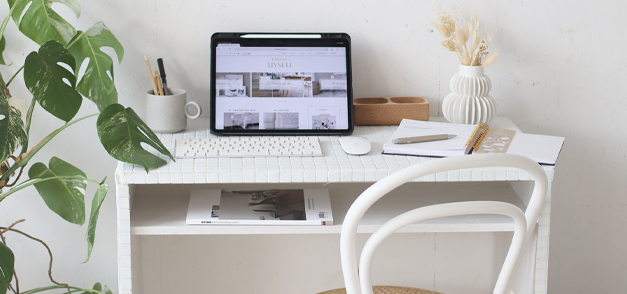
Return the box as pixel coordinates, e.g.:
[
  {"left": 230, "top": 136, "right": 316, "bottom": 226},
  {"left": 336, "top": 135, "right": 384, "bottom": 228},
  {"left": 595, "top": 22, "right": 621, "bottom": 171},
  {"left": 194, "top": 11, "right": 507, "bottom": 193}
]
[
  {"left": 210, "top": 33, "right": 353, "bottom": 136},
  {"left": 383, "top": 119, "right": 565, "bottom": 165}
]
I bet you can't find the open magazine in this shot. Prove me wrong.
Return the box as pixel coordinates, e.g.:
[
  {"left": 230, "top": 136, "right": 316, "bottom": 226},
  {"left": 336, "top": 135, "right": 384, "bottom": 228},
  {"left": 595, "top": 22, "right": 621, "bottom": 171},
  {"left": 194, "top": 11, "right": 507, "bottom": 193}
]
[{"left": 186, "top": 189, "right": 333, "bottom": 225}]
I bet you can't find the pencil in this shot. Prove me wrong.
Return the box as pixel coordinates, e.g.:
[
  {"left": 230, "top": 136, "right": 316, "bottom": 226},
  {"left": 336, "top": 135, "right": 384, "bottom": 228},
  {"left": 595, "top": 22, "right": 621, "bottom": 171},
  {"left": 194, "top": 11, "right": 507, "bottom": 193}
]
[
  {"left": 154, "top": 75, "right": 160, "bottom": 95},
  {"left": 144, "top": 55, "right": 159, "bottom": 95},
  {"left": 155, "top": 70, "right": 165, "bottom": 95}
]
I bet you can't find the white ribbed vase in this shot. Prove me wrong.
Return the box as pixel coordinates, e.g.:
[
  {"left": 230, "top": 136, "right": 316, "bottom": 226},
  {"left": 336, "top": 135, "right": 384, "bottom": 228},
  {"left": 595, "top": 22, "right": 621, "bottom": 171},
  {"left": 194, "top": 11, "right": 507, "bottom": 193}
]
[{"left": 442, "top": 65, "right": 496, "bottom": 124}]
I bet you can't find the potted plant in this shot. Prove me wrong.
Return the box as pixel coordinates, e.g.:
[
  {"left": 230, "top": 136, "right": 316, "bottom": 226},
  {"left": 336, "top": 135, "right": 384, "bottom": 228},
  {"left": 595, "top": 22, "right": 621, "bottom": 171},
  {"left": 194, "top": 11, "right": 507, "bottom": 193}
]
[{"left": 0, "top": 0, "right": 173, "bottom": 293}]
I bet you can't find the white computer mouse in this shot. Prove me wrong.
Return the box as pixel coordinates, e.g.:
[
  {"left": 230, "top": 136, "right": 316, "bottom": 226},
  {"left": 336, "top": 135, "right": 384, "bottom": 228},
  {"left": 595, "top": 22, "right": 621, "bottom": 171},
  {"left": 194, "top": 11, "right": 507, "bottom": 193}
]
[{"left": 338, "top": 136, "right": 371, "bottom": 155}]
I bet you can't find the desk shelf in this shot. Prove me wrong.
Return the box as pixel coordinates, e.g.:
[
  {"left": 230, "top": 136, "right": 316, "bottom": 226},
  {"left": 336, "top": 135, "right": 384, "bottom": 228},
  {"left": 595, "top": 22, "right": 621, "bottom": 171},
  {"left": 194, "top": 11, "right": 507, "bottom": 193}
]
[
  {"left": 115, "top": 118, "right": 555, "bottom": 294},
  {"left": 130, "top": 182, "right": 527, "bottom": 235}
]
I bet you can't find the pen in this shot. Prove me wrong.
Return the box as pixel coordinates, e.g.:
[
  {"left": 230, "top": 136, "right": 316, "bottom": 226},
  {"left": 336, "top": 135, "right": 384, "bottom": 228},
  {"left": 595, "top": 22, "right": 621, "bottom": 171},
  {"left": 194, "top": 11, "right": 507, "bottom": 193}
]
[
  {"left": 392, "top": 134, "right": 456, "bottom": 144},
  {"left": 464, "top": 145, "right": 475, "bottom": 155},
  {"left": 157, "top": 58, "right": 171, "bottom": 95},
  {"left": 144, "top": 55, "right": 160, "bottom": 95},
  {"left": 464, "top": 123, "right": 489, "bottom": 155}
]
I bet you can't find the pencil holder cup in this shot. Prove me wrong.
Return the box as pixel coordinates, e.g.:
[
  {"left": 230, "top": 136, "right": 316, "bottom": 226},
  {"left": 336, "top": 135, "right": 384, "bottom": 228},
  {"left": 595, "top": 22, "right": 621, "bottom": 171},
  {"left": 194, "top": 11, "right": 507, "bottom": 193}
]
[{"left": 145, "top": 89, "right": 202, "bottom": 133}]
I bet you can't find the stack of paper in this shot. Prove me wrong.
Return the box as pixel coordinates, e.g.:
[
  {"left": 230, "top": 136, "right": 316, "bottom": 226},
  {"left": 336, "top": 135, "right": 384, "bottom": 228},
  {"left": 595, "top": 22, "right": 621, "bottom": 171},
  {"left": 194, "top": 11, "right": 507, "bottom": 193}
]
[{"left": 383, "top": 119, "right": 565, "bottom": 165}]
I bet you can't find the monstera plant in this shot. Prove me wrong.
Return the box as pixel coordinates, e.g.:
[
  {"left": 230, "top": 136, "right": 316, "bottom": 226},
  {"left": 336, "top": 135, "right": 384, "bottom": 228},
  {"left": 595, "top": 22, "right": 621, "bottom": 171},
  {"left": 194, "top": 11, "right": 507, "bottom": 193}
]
[{"left": 0, "top": 0, "right": 173, "bottom": 293}]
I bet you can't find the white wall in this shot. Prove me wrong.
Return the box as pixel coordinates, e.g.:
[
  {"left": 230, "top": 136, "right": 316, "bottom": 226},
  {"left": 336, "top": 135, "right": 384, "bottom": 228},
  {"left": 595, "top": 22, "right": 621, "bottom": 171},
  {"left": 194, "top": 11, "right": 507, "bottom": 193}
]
[{"left": 1, "top": 0, "right": 626, "bottom": 293}]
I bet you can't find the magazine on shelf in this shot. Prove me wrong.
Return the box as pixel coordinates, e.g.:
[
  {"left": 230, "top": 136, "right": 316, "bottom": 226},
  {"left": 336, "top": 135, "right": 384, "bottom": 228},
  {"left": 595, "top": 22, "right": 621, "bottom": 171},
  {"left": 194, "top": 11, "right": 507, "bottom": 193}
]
[{"left": 186, "top": 189, "right": 333, "bottom": 225}]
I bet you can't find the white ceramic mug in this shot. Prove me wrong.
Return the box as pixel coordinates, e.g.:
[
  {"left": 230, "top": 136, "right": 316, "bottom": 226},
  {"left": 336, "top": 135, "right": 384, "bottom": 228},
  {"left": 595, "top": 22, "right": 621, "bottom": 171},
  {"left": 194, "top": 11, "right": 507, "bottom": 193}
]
[{"left": 145, "top": 89, "right": 201, "bottom": 133}]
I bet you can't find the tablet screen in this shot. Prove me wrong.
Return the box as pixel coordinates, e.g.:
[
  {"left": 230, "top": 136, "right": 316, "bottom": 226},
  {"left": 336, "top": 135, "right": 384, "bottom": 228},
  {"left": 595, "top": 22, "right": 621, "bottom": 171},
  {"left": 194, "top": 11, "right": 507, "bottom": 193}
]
[{"left": 210, "top": 33, "right": 353, "bottom": 135}]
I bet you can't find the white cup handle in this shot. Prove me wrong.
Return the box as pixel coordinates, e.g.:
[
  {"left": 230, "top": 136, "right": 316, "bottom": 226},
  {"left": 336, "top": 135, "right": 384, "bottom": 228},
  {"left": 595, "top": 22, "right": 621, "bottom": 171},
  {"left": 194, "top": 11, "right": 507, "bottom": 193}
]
[{"left": 185, "top": 101, "right": 202, "bottom": 119}]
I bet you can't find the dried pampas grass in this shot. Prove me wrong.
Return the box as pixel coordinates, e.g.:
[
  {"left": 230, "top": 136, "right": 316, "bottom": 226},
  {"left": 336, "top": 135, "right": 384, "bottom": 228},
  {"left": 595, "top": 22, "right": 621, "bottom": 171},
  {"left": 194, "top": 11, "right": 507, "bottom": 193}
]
[
  {"left": 481, "top": 54, "right": 499, "bottom": 67},
  {"left": 433, "top": 5, "right": 498, "bottom": 67}
]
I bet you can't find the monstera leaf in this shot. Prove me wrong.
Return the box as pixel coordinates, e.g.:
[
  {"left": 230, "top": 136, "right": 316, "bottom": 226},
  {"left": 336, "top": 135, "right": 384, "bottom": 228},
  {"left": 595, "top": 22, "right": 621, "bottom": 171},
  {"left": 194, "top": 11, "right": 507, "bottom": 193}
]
[
  {"left": 8, "top": 0, "right": 80, "bottom": 46},
  {"left": 28, "top": 157, "right": 86, "bottom": 225},
  {"left": 0, "top": 90, "right": 27, "bottom": 164},
  {"left": 97, "top": 104, "right": 173, "bottom": 172},
  {"left": 87, "top": 283, "right": 113, "bottom": 294},
  {"left": 85, "top": 181, "right": 108, "bottom": 263},
  {"left": 24, "top": 40, "right": 82, "bottom": 122},
  {"left": 67, "top": 22, "right": 124, "bottom": 111},
  {"left": 0, "top": 242, "right": 14, "bottom": 294}
]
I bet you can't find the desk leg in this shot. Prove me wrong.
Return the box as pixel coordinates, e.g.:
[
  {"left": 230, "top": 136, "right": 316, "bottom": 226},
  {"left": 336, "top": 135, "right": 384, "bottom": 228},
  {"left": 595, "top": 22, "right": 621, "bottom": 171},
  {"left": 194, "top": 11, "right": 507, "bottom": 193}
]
[
  {"left": 117, "top": 183, "right": 134, "bottom": 294},
  {"left": 534, "top": 193, "right": 552, "bottom": 294},
  {"left": 511, "top": 226, "right": 538, "bottom": 294}
]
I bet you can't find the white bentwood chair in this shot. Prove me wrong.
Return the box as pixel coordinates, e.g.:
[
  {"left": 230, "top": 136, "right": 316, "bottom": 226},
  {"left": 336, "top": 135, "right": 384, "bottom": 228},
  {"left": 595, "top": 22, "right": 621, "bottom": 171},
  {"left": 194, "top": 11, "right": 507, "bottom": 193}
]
[{"left": 319, "top": 153, "right": 548, "bottom": 294}]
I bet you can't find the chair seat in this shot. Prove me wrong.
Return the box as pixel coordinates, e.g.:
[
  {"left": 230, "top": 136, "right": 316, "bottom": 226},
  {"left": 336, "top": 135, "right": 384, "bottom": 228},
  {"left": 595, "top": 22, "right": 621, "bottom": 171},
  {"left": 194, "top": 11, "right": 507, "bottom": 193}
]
[{"left": 318, "top": 285, "right": 443, "bottom": 294}]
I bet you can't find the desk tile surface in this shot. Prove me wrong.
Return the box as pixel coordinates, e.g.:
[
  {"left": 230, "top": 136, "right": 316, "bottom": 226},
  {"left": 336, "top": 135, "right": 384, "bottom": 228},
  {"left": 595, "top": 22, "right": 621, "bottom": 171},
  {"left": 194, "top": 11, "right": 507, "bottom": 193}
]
[{"left": 115, "top": 118, "right": 554, "bottom": 185}]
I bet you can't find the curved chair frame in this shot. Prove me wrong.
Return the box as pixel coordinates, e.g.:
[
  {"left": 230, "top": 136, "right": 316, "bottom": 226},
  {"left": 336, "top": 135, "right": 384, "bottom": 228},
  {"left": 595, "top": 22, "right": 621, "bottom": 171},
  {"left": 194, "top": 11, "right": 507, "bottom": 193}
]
[{"left": 340, "top": 153, "right": 549, "bottom": 294}]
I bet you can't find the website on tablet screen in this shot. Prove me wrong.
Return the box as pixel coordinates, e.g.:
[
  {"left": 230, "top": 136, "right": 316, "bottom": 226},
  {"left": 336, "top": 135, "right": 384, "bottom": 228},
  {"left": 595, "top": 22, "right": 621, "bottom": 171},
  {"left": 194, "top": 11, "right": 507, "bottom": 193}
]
[{"left": 215, "top": 44, "right": 349, "bottom": 131}]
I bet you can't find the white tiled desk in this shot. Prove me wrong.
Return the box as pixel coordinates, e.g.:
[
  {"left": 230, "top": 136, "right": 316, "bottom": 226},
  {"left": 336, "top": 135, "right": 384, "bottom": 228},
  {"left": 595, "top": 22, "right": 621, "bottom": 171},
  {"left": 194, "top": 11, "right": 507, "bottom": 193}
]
[{"left": 115, "top": 117, "right": 554, "bottom": 294}]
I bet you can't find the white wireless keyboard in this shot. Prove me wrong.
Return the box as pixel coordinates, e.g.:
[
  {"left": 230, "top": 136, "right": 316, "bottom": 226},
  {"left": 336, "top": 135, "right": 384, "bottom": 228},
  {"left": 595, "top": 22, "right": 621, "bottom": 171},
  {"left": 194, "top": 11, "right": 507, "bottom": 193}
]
[{"left": 175, "top": 137, "right": 323, "bottom": 158}]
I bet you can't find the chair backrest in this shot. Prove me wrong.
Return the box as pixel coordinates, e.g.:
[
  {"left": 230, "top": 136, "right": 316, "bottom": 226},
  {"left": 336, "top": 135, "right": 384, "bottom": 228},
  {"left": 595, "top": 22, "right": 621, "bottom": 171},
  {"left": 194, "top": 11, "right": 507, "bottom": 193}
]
[{"left": 340, "top": 153, "right": 548, "bottom": 294}]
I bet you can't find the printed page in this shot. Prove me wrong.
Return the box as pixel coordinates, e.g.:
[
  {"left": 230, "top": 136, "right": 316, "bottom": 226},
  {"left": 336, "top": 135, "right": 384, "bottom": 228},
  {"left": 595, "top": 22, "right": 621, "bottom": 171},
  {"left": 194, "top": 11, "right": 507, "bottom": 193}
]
[
  {"left": 186, "top": 189, "right": 333, "bottom": 225},
  {"left": 221, "top": 189, "right": 307, "bottom": 221},
  {"left": 383, "top": 119, "right": 474, "bottom": 156}
]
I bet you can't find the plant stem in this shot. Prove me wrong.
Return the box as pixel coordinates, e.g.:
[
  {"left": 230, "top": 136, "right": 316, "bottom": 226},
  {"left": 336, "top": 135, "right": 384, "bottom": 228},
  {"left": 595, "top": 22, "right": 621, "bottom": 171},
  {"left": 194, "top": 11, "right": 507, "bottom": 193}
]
[
  {"left": 0, "top": 176, "right": 102, "bottom": 202},
  {"left": 20, "top": 285, "right": 100, "bottom": 294},
  {"left": 0, "top": 219, "right": 24, "bottom": 235},
  {"left": 0, "top": 0, "right": 21, "bottom": 86},
  {"left": 0, "top": 113, "right": 98, "bottom": 184},
  {"left": 5, "top": 65, "right": 24, "bottom": 87},
  {"left": 0, "top": 0, "right": 21, "bottom": 38},
  {"left": 0, "top": 223, "right": 71, "bottom": 292},
  {"left": 20, "top": 97, "right": 38, "bottom": 154}
]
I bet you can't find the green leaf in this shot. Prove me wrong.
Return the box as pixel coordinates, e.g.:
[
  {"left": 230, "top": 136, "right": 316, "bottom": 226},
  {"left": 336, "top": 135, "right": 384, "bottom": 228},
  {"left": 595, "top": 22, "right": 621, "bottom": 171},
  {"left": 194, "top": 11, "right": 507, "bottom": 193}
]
[
  {"left": 24, "top": 40, "right": 82, "bottom": 122},
  {"left": 0, "top": 89, "right": 27, "bottom": 164},
  {"left": 103, "top": 285, "right": 113, "bottom": 294},
  {"left": 97, "top": 104, "right": 173, "bottom": 172},
  {"left": 7, "top": 0, "right": 80, "bottom": 45},
  {"left": 85, "top": 283, "right": 113, "bottom": 294},
  {"left": 0, "top": 36, "right": 6, "bottom": 65},
  {"left": 84, "top": 182, "right": 108, "bottom": 263},
  {"left": 67, "top": 22, "right": 124, "bottom": 111},
  {"left": 0, "top": 242, "right": 14, "bottom": 294},
  {"left": 28, "top": 157, "right": 86, "bottom": 225}
]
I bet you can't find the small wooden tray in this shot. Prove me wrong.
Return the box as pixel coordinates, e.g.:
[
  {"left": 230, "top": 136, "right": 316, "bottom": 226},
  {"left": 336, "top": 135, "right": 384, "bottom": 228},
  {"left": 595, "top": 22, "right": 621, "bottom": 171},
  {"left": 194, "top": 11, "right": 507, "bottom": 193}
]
[{"left": 353, "top": 97, "right": 429, "bottom": 125}]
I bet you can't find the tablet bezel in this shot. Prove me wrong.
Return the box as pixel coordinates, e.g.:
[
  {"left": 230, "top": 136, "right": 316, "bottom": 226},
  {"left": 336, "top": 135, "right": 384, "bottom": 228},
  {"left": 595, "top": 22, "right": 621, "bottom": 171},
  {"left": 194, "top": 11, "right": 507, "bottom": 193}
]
[{"left": 210, "top": 32, "right": 353, "bottom": 136}]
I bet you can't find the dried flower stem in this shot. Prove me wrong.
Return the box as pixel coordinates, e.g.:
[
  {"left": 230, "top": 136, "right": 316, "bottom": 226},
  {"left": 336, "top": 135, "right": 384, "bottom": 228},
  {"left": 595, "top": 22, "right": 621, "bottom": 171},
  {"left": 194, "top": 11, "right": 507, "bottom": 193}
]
[{"left": 433, "top": 5, "right": 497, "bottom": 67}]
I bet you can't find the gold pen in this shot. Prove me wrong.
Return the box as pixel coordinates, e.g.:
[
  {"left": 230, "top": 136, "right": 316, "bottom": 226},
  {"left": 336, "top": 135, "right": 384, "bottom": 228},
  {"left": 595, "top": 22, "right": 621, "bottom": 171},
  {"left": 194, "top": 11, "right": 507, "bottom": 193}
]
[{"left": 392, "top": 134, "right": 456, "bottom": 144}]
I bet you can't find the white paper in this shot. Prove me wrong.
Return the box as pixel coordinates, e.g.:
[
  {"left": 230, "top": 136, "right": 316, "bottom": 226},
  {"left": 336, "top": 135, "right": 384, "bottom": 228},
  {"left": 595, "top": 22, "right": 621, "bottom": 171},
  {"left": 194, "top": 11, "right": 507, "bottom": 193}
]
[
  {"left": 505, "top": 133, "right": 565, "bottom": 165},
  {"left": 383, "top": 119, "right": 565, "bottom": 165},
  {"left": 383, "top": 119, "right": 475, "bottom": 157}
]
